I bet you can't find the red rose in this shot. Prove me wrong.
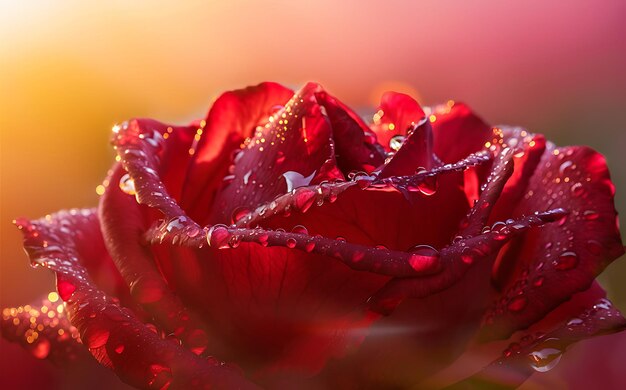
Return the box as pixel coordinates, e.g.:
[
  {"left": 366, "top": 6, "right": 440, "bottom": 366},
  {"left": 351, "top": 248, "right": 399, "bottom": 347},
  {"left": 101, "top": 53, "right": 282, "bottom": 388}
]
[{"left": 2, "top": 82, "right": 624, "bottom": 388}]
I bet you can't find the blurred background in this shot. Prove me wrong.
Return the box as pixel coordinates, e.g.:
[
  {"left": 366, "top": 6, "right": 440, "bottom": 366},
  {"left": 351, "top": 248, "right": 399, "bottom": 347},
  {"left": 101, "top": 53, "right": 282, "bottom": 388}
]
[{"left": 1, "top": 1, "right": 625, "bottom": 388}]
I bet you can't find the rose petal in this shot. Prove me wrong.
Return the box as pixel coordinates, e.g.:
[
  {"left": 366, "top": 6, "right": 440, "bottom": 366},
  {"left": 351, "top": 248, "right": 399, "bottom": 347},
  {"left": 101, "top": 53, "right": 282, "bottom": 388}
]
[
  {"left": 209, "top": 82, "right": 344, "bottom": 225},
  {"left": 180, "top": 82, "right": 294, "bottom": 223},
  {"left": 366, "top": 209, "right": 567, "bottom": 316},
  {"left": 481, "top": 145, "right": 625, "bottom": 340},
  {"left": 491, "top": 129, "right": 547, "bottom": 223},
  {"left": 448, "top": 295, "right": 626, "bottom": 389},
  {"left": 16, "top": 210, "right": 256, "bottom": 389},
  {"left": 378, "top": 117, "right": 436, "bottom": 178},
  {"left": 314, "top": 90, "right": 385, "bottom": 174},
  {"left": 232, "top": 151, "right": 490, "bottom": 230},
  {"left": 100, "top": 165, "right": 211, "bottom": 353},
  {"left": 431, "top": 102, "right": 493, "bottom": 163},
  {"left": 370, "top": 91, "right": 425, "bottom": 153}
]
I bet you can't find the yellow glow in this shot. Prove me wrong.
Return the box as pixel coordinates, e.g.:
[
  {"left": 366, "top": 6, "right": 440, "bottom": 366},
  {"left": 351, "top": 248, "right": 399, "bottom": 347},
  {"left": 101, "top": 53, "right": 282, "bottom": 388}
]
[
  {"left": 95, "top": 185, "right": 106, "bottom": 195},
  {"left": 47, "top": 292, "right": 59, "bottom": 302}
]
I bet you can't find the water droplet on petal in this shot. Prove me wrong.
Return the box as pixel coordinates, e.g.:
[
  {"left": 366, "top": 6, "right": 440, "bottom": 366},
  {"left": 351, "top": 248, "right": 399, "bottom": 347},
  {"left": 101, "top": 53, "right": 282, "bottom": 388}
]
[
  {"left": 583, "top": 210, "right": 599, "bottom": 221},
  {"left": 165, "top": 216, "right": 186, "bottom": 233},
  {"left": 286, "top": 238, "right": 297, "bottom": 248},
  {"left": 567, "top": 318, "right": 583, "bottom": 327},
  {"left": 389, "top": 135, "right": 405, "bottom": 152},
  {"left": 228, "top": 235, "right": 241, "bottom": 248},
  {"left": 258, "top": 233, "right": 269, "bottom": 247},
  {"left": 291, "top": 225, "right": 308, "bottom": 235},
  {"left": 206, "top": 225, "right": 230, "bottom": 249},
  {"left": 570, "top": 182, "right": 584, "bottom": 196},
  {"left": 294, "top": 188, "right": 316, "bottom": 213},
  {"left": 114, "top": 344, "right": 125, "bottom": 354},
  {"left": 528, "top": 339, "right": 563, "bottom": 373},
  {"left": 417, "top": 176, "right": 438, "bottom": 196},
  {"left": 533, "top": 276, "right": 545, "bottom": 287},
  {"left": 586, "top": 240, "right": 602, "bottom": 255},
  {"left": 304, "top": 241, "right": 315, "bottom": 252},
  {"left": 559, "top": 161, "right": 573, "bottom": 175},
  {"left": 119, "top": 174, "right": 136, "bottom": 195},
  {"left": 407, "top": 245, "right": 439, "bottom": 272},
  {"left": 231, "top": 207, "right": 250, "bottom": 224},
  {"left": 554, "top": 251, "right": 578, "bottom": 271}
]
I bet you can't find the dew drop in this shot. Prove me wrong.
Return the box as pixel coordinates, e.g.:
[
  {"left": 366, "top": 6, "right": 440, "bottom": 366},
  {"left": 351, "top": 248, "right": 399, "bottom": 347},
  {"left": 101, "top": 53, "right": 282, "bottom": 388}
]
[
  {"left": 286, "top": 238, "right": 297, "bottom": 248},
  {"left": 570, "top": 182, "right": 584, "bottom": 196},
  {"left": 583, "top": 210, "right": 599, "bottom": 221},
  {"left": 165, "top": 216, "right": 186, "bottom": 233},
  {"left": 231, "top": 207, "right": 251, "bottom": 224},
  {"left": 567, "top": 318, "right": 583, "bottom": 327},
  {"left": 228, "top": 235, "right": 241, "bottom": 248},
  {"left": 389, "top": 135, "right": 405, "bottom": 152},
  {"left": 114, "top": 344, "right": 125, "bottom": 354},
  {"left": 528, "top": 339, "right": 563, "bottom": 373},
  {"left": 294, "top": 188, "right": 316, "bottom": 213},
  {"left": 594, "top": 299, "right": 611, "bottom": 310},
  {"left": 291, "top": 225, "right": 308, "bottom": 235},
  {"left": 206, "top": 225, "right": 231, "bottom": 249},
  {"left": 258, "top": 233, "right": 269, "bottom": 247},
  {"left": 507, "top": 295, "right": 528, "bottom": 312},
  {"left": 554, "top": 251, "right": 578, "bottom": 271},
  {"left": 559, "top": 161, "right": 573, "bottom": 175},
  {"left": 417, "top": 176, "right": 438, "bottom": 196},
  {"left": 407, "top": 245, "right": 439, "bottom": 272},
  {"left": 304, "top": 241, "right": 315, "bottom": 252},
  {"left": 586, "top": 240, "right": 602, "bottom": 255},
  {"left": 119, "top": 174, "right": 136, "bottom": 195},
  {"left": 533, "top": 276, "right": 545, "bottom": 287}
]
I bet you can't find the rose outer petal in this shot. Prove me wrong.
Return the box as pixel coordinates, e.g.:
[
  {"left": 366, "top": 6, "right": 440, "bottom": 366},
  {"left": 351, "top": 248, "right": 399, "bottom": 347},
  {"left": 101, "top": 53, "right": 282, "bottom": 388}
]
[
  {"left": 447, "top": 294, "right": 626, "bottom": 389},
  {"left": 481, "top": 145, "right": 625, "bottom": 340},
  {"left": 16, "top": 210, "right": 257, "bottom": 389}
]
